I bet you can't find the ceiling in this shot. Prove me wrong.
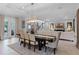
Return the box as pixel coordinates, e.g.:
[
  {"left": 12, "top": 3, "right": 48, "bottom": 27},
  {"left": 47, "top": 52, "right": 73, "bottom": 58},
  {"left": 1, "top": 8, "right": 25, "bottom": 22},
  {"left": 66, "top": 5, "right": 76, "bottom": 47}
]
[{"left": 0, "top": 3, "right": 79, "bottom": 20}]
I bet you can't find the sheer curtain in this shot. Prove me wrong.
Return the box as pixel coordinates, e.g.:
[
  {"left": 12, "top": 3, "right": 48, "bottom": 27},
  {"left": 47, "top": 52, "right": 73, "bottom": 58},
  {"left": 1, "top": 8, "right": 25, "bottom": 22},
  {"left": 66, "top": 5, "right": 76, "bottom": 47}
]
[
  {"left": 15, "top": 17, "right": 21, "bottom": 35},
  {"left": 8, "top": 17, "right": 12, "bottom": 39},
  {"left": 0, "top": 16, "right": 4, "bottom": 40}
]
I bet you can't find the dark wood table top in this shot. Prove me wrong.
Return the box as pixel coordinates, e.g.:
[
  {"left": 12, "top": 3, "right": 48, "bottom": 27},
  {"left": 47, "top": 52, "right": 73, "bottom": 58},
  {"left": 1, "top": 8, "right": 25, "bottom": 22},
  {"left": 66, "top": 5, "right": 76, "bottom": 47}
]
[{"left": 35, "top": 34, "right": 56, "bottom": 42}]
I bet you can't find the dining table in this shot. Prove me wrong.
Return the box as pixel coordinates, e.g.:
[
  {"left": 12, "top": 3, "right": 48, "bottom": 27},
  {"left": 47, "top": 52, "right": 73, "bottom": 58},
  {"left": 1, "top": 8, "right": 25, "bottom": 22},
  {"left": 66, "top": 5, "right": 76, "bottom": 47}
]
[{"left": 35, "top": 34, "right": 56, "bottom": 50}]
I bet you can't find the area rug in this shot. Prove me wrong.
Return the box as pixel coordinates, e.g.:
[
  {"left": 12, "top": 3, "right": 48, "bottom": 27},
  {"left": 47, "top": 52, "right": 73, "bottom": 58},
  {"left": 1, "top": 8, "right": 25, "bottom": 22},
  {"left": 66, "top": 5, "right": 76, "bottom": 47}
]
[{"left": 8, "top": 42, "right": 54, "bottom": 55}]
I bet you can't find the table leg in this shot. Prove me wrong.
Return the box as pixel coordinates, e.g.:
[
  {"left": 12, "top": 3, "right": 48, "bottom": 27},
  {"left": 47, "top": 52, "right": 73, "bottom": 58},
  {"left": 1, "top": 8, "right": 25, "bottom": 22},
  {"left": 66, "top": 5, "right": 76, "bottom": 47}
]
[
  {"left": 28, "top": 40, "right": 31, "bottom": 49},
  {"left": 38, "top": 40, "right": 42, "bottom": 50},
  {"left": 43, "top": 40, "right": 46, "bottom": 46},
  {"left": 23, "top": 39, "right": 26, "bottom": 47}
]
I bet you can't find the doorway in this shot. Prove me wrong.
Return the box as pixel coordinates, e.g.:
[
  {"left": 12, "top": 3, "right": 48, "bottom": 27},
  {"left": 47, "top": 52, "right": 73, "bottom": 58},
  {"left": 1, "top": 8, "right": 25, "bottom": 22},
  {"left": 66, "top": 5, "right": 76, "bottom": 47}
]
[
  {"left": 3, "top": 16, "right": 16, "bottom": 39},
  {"left": 11, "top": 18, "right": 16, "bottom": 38},
  {"left": 4, "top": 16, "right": 8, "bottom": 39}
]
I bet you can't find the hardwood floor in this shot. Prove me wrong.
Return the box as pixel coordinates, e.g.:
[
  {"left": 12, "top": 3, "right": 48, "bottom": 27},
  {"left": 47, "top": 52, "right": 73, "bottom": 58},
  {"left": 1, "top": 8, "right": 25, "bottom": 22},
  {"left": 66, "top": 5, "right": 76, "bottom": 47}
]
[
  {"left": 0, "top": 37, "right": 79, "bottom": 55},
  {"left": 0, "top": 38, "right": 19, "bottom": 55}
]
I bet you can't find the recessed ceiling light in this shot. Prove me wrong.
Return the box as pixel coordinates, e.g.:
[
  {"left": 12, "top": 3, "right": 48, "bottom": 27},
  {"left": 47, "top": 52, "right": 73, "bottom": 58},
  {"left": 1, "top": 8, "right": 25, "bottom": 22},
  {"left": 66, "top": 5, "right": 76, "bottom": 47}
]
[
  {"left": 22, "top": 6, "right": 25, "bottom": 9},
  {"left": 58, "top": 6, "right": 63, "bottom": 9}
]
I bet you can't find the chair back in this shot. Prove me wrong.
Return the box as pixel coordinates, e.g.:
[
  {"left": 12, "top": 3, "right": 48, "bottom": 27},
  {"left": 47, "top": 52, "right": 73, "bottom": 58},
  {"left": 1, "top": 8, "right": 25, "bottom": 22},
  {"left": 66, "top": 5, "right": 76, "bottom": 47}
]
[
  {"left": 16, "top": 30, "right": 19, "bottom": 35},
  {"left": 28, "top": 33, "right": 35, "bottom": 41},
  {"left": 47, "top": 31, "right": 61, "bottom": 48},
  {"left": 19, "top": 30, "right": 25, "bottom": 39},
  {"left": 24, "top": 31, "right": 29, "bottom": 40}
]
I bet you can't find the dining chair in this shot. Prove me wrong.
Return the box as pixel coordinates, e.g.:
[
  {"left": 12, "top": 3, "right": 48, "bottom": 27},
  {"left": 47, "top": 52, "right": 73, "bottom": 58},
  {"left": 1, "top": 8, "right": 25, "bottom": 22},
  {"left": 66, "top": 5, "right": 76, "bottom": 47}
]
[
  {"left": 16, "top": 29, "right": 21, "bottom": 41},
  {"left": 45, "top": 32, "right": 61, "bottom": 55},
  {"left": 24, "top": 31, "right": 30, "bottom": 48},
  {"left": 19, "top": 30, "right": 25, "bottom": 46},
  {"left": 28, "top": 33, "right": 38, "bottom": 52},
  {"left": 19, "top": 30, "right": 29, "bottom": 47}
]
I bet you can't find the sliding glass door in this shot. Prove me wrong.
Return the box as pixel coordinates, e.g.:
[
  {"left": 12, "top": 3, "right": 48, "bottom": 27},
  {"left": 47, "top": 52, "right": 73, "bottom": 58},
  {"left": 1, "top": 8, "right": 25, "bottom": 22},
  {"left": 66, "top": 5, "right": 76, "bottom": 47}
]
[
  {"left": 4, "top": 16, "right": 8, "bottom": 39},
  {"left": 11, "top": 17, "right": 16, "bottom": 37},
  {"left": 4, "top": 16, "right": 16, "bottom": 39}
]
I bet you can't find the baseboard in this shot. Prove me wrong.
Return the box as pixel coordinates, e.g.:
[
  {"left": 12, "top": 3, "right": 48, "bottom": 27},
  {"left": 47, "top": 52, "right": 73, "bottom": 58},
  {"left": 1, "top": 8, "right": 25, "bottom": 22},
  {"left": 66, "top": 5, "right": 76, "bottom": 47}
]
[{"left": 59, "top": 39, "right": 74, "bottom": 42}]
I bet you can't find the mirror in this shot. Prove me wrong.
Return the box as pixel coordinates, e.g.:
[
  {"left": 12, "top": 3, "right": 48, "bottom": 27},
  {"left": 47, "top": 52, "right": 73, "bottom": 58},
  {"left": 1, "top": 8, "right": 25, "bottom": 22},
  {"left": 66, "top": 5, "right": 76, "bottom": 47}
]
[
  {"left": 67, "top": 22, "right": 73, "bottom": 32},
  {"left": 49, "top": 23, "right": 54, "bottom": 30}
]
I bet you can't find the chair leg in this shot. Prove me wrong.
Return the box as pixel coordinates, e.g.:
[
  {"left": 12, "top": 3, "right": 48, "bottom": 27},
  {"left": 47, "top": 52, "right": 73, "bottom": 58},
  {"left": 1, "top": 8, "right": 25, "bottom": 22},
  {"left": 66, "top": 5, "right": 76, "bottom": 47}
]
[
  {"left": 20, "top": 41, "right": 23, "bottom": 46},
  {"left": 20, "top": 42, "right": 22, "bottom": 46},
  {"left": 54, "top": 48, "right": 56, "bottom": 55},
  {"left": 19, "top": 38, "right": 20, "bottom": 41},
  {"left": 18, "top": 35, "right": 21, "bottom": 41},
  {"left": 45, "top": 46, "right": 47, "bottom": 52},
  {"left": 33, "top": 41, "right": 36, "bottom": 52},
  {"left": 23, "top": 39, "right": 26, "bottom": 47},
  {"left": 34, "top": 45, "right": 35, "bottom": 52},
  {"left": 28, "top": 40, "right": 31, "bottom": 49}
]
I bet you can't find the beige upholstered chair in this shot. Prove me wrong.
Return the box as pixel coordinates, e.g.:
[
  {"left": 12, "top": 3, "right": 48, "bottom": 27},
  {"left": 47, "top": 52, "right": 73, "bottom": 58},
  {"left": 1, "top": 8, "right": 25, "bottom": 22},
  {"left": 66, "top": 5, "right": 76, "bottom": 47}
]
[
  {"left": 16, "top": 29, "right": 21, "bottom": 41},
  {"left": 19, "top": 30, "right": 24, "bottom": 38},
  {"left": 28, "top": 33, "right": 37, "bottom": 52},
  {"left": 19, "top": 30, "right": 28, "bottom": 47},
  {"left": 16, "top": 30, "right": 19, "bottom": 36},
  {"left": 19, "top": 30, "right": 25, "bottom": 46},
  {"left": 24, "top": 31, "right": 30, "bottom": 47},
  {"left": 45, "top": 31, "right": 61, "bottom": 54}
]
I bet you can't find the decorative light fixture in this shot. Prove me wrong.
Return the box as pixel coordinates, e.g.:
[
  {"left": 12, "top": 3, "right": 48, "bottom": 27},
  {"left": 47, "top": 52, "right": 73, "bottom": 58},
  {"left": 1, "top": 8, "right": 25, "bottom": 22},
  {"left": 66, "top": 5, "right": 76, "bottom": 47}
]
[{"left": 31, "top": 3, "right": 34, "bottom": 5}]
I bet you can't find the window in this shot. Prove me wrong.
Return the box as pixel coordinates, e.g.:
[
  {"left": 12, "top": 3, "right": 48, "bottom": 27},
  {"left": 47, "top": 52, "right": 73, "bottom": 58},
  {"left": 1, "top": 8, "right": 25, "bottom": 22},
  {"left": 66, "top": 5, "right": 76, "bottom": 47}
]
[{"left": 22, "top": 20, "right": 25, "bottom": 28}]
